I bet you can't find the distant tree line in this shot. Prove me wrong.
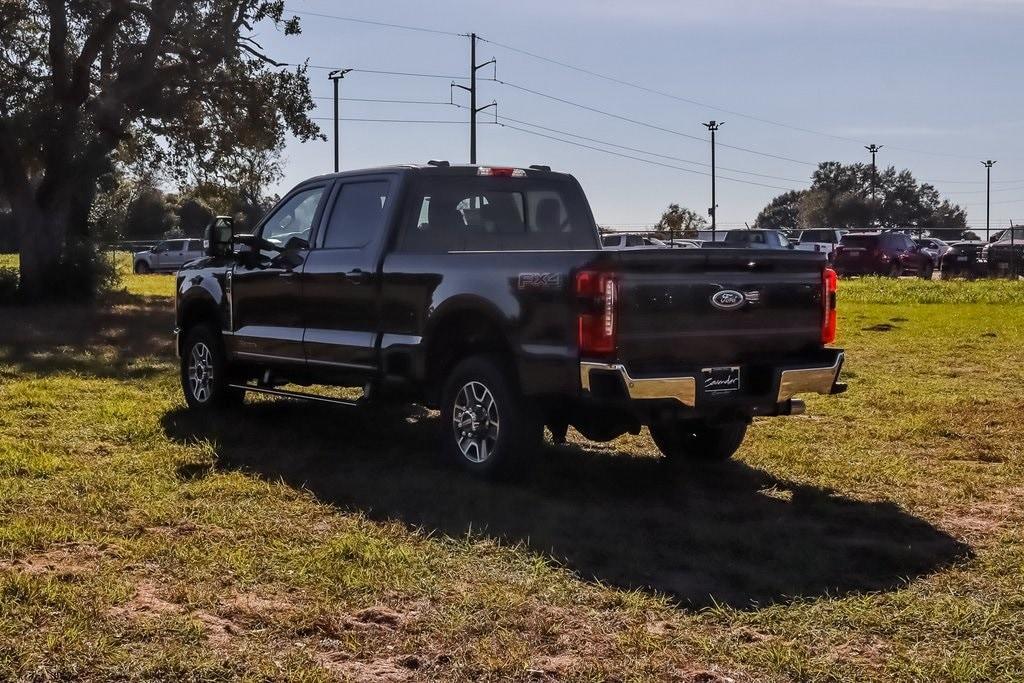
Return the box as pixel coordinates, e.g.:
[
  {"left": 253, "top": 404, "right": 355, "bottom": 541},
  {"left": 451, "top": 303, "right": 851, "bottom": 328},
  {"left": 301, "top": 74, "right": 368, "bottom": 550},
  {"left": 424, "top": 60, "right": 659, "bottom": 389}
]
[{"left": 753, "top": 162, "right": 968, "bottom": 239}]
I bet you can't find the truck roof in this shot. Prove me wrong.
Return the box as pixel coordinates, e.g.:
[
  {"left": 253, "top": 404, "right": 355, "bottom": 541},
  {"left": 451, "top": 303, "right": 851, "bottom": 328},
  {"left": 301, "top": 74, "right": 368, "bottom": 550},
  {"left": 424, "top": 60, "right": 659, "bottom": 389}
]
[{"left": 301, "top": 163, "right": 574, "bottom": 185}]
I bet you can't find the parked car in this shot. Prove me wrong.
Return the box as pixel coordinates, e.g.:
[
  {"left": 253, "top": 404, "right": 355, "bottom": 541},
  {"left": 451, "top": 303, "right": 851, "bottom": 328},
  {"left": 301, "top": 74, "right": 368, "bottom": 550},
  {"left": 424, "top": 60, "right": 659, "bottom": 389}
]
[
  {"left": 174, "top": 163, "right": 845, "bottom": 477},
  {"left": 134, "top": 238, "right": 205, "bottom": 274},
  {"left": 982, "top": 226, "right": 1024, "bottom": 277},
  {"left": 695, "top": 230, "right": 727, "bottom": 242},
  {"left": 664, "top": 238, "right": 702, "bottom": 249},
  {"left": 913, "top": 237, "right": 951, "bottom": 267},
  {"left": 601, "top": 234, "right": 670, "bottom": 249},
  {"left": 832, "top": 231, "right": 934, "bottom": 278},
  {"left": 795, "top": 229, "right": 847, "bottom": 259},
  {"left": 939, "top": 240, "right": 987, "bottom": 279},
  {"left": 702, "top": 229, "right": 795, "bottom": 249}
]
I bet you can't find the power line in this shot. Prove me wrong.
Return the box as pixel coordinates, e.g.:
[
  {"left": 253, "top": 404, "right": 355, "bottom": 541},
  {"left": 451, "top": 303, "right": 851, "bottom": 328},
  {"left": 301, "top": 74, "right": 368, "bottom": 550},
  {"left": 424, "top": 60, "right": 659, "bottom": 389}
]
[
  {"left": 493, "top": 112, "right": 806, "bottom": 183},
  {"left": 497, "top": 122, "right": 798, "bottom": 191},
  {"left": 312, "top": 96, "right": 452, "bottom": 105},
  {"left": 476, "top": 35, "right": 990, "bottom": 162},
  {"left": 284, "top": 8, "right": 463, "bottom": 37},
  {"left": 300, "top": 65, "right": 471, "bottom": 80},
  {"left": 494, "top": 79, "right": 816, "bottom": 166},
  {"left": 309, "top": 117, "right": 472, "bottom": 124}
]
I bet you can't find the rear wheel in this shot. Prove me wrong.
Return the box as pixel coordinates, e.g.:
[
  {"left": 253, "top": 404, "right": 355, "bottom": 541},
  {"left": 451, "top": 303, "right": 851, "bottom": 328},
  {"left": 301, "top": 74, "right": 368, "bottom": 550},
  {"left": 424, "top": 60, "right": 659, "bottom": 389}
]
[
  {"left": 919, "top": 261, "right": 934, "bottom": 279},
  {"left": 440, "top": 354, "right": 541, "bottom": 477},
  {"left": 888, "top": 262, "right": 903, "bottom": 278},
  {"left": 649, "top": 419, "right": 748, "bottom": 463},
  {"left": 134, "top": 260, "right": 151, "bottom": 274},
  {"left": 180, "top": 325, "right": 244, "bottom": 410}
]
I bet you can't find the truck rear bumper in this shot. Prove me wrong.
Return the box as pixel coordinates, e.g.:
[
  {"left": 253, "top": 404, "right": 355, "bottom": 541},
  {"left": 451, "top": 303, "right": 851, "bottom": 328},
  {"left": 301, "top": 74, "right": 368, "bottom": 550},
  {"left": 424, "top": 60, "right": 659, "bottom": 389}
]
[{"left": 580, "top": 350, "right": 845, "bottom": 411}]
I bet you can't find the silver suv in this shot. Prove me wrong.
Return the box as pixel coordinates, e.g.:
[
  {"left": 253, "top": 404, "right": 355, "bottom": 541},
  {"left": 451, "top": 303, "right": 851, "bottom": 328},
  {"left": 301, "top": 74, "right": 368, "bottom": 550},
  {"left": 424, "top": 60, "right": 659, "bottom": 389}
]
[{"left": 133, "top": 239, "right": 204, "bottom": 274}]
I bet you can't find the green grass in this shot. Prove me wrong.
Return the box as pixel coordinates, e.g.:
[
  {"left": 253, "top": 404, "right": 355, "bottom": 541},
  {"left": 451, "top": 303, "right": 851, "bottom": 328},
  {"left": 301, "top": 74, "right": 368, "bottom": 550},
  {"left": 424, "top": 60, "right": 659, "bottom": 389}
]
[
  {"left": 840, "top": 276, "right": 1024, "bottom": 304},
  {"left": 1, "top": 270, "right": 1023, "bottom": 680}
]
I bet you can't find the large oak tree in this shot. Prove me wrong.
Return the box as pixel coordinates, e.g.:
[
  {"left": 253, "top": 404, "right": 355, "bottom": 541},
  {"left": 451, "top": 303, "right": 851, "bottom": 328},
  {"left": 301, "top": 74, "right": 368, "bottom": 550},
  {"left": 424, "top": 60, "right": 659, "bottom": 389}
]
[{"left": 0, "top": 0, "right": 320, "bottom": 300}]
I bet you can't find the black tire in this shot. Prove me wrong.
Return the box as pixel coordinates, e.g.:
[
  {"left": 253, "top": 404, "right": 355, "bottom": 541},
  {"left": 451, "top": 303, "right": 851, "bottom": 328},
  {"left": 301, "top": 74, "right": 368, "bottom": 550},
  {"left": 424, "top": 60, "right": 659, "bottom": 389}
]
[
  {"left": 180, "top": 324, "right": 245, "bottom": 410},
  {"left": 134, "top": 260, "right": 151, "bottom": 274},
  {"left": 939, "top": 267, "right": 953, "bottom": 281},
  {"left": 440, "top": 354, "right": 541, "bottom": 477},
  {"left": 888, "top": 262, "right": 903, "bottom": 278},
  {"left": 649, "top": 419, "right": 748, "bottom": 463},
  {"left": 920, "top": 261, "right": 934, "bottom": 280}
]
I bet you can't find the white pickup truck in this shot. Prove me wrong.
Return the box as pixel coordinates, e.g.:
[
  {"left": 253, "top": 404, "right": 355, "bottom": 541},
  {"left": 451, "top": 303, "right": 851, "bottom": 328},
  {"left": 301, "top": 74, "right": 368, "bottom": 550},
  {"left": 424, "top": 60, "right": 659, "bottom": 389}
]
[{"left": 795, "top": 229, "right": 847, "bottom": 259}]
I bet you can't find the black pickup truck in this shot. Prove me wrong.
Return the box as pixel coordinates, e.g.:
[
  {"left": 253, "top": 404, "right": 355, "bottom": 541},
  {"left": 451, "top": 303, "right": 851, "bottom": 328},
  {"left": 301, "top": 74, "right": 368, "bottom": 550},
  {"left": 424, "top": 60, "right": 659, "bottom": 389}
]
[{"left": 175, "top": 163, "right": 844, "bottom": 475}]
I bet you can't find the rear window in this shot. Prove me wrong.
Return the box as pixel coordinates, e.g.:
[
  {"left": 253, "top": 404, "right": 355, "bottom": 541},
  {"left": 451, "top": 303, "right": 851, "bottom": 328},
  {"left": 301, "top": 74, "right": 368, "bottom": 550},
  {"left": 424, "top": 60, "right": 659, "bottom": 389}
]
[
  {"left": 725, "top": 231, "right": 774, "bottom": 244},
  {"left": 800, "top": 230, "right": 838, "bottom": 243},
  {"left": 839, "top": 235, "right": 879, "bottom": 248},
  {"left": 396, "top": 176, "right": 598, "bottom": 253}
]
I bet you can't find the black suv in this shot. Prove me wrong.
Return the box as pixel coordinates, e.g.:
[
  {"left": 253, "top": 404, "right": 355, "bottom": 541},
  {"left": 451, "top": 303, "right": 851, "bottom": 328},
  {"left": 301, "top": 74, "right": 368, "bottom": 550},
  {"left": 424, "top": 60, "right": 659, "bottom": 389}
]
[
  {"left": 833, "top": 231, "right": 933, "bottom": 278},
  {"left": 175, "top": 164, "right": 845, "bottom": 476}
]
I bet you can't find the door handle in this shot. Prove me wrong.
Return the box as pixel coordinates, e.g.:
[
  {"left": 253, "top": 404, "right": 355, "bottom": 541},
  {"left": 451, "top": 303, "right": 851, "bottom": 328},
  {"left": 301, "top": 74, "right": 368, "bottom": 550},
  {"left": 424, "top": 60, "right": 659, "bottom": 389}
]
[{"left": 343, "top": 269, "right": 368, "bottom": 284}]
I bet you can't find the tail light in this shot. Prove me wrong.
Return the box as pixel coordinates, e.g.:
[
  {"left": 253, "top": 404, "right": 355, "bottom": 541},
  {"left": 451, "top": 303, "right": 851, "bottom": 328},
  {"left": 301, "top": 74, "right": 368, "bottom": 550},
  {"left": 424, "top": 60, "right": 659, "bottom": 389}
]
[
  {"left": 822, "top": 266, "right": 838, "bottom": 344},
  {"left": 477, "top": 166, "right": 526, "bottom": 177},
  {"left": 576, "top": 270, "right": 617, "bottom": 356}
]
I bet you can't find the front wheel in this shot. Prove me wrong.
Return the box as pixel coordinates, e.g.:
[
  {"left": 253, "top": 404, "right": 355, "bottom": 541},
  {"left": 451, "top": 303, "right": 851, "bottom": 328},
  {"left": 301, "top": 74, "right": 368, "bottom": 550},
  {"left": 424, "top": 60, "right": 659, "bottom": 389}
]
[
  {"left": 180, "top": 325, "right": 245, "bottom": 410},
  {"left": 134, "top": 260, "right": 151, "bottom": 274},
  {"left": 919, "top": 261, "right": 934, "bottom": 279},
  {"left": 649, "top": 419, "right": 748, "bottom": 463},
  {"left": 888, "top": 262, "right": 904, "bottom": 278},
  {"left": 440, "top": 355, "right": 541, "bottom": 477}
]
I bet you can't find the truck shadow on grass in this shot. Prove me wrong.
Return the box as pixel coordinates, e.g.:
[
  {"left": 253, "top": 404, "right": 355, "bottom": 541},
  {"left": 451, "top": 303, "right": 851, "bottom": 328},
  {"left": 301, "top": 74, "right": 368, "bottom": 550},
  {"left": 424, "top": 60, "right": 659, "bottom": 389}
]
[{"left": 162, "top": 400, "right": 971, "bottom": 610}]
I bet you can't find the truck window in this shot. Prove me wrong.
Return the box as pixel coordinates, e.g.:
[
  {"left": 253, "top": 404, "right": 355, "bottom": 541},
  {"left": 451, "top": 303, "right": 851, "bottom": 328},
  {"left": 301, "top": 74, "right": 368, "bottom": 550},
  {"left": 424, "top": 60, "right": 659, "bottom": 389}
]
[
  {"left": 321, "top": 180, "right": 390, "bottom": 249},
  {"left": 260, "top": 187, "right": 325, "bottom": 248},
  {"left": 397, "top": 176, "right": 598, "bottom": 253}
]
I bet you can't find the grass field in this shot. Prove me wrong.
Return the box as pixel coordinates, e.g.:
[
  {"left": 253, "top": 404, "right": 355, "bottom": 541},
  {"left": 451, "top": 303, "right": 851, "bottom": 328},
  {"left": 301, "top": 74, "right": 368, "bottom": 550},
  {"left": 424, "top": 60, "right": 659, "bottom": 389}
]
[{"left": 1, "top": 266, "right": 1023, "bottom": 681}]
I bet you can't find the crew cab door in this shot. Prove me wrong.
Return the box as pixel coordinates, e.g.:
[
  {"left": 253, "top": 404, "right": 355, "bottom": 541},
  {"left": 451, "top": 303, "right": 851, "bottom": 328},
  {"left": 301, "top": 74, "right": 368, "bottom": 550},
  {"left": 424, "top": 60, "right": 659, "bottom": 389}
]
[
  {"left": 301, "top": 175, "right": 396, "bottom": 379},
  {"left": 230, "top": 184, "right": 329, "bottom": 364}
]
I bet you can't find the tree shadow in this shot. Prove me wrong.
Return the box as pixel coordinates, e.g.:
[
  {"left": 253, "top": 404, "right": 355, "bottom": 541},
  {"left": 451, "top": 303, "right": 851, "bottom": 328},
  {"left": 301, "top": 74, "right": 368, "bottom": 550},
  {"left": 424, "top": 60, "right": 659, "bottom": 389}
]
[
  {"left": 161, "top": 400, "right": 972, "bottom": 609},
  {"left": 0, "top": 291, "right": 174, "bottom": 379}
]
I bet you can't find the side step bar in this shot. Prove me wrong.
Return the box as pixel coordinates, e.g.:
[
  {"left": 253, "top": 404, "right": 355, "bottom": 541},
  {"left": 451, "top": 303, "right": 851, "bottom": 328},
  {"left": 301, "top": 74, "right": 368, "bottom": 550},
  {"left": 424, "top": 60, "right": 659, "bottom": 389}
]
[{"left": 228, "top": 383, "right": 361, "bottom": 407}]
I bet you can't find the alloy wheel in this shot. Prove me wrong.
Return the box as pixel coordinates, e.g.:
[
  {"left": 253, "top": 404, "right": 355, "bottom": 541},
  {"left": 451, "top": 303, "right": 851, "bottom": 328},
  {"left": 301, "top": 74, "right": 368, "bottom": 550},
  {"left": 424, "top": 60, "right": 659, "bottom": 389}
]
[
  {"left": 452, "top": 380, "right": 500, "bottom": 463},
  {"left": 188, "top": 342, "right": 214, "bottom": 403}
]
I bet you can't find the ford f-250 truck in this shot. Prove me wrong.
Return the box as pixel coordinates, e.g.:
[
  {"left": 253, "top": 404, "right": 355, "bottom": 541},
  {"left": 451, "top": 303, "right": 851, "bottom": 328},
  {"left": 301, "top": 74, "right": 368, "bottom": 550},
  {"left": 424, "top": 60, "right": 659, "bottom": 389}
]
[{"left": 175, "top": 163, "right": 845, "bottom": 476}]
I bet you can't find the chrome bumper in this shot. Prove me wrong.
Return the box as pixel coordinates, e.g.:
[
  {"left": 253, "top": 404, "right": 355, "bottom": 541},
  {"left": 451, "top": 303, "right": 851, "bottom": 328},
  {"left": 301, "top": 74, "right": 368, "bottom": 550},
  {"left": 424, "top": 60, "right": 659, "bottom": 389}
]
[
  {"left": 580, "top": 352, "right": 844, "bottom": 407},
  {"left": 776, "top": 352, "right": 844, "bottom": 402},
  {"left": 580, "top": 362, "right": 697, "bottom": 406}
]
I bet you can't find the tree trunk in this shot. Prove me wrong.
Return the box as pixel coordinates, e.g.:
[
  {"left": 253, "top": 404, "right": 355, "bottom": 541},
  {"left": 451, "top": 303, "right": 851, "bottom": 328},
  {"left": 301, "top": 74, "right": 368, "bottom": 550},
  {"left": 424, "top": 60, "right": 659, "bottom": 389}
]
[{"left": 14, "top": 195, "right": 69, "bottom": 302}]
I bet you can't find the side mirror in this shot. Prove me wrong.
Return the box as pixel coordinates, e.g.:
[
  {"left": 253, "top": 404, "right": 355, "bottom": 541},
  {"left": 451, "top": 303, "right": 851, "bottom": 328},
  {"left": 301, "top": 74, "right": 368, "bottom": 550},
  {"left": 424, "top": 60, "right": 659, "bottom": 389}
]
[{"left": 204, "top": 216, "right": 234, "bottom": 257}]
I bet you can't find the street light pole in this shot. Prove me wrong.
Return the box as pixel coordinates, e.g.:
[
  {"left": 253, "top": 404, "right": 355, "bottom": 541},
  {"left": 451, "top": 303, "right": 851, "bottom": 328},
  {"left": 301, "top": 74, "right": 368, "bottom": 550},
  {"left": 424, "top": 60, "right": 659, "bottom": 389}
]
[
  {"left": 328, "top": 69, "right": 352, "bottom": 172},
  {"left": 865, "top": 144, "right": 883, "bottom": 228},
  {"left": 702, "top": 121, "right": 723, "bottom": 238},
  {"left": 982, "top": 160, "right": 996, "bottom": 241}
]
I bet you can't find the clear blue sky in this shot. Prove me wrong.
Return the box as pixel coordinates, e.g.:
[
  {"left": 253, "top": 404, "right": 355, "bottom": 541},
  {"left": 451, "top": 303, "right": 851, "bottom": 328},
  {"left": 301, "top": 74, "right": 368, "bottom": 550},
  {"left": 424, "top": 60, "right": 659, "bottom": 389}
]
[{"left": 256, "top": 0, "right": 1024, "bottom": 231}]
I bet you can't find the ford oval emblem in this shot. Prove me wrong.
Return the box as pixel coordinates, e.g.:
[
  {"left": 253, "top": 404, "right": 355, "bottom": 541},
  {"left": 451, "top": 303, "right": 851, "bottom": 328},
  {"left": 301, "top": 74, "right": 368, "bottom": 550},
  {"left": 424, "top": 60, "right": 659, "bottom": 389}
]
[{"left": 710, "top": 289, "right": 745, "bottom": 310}]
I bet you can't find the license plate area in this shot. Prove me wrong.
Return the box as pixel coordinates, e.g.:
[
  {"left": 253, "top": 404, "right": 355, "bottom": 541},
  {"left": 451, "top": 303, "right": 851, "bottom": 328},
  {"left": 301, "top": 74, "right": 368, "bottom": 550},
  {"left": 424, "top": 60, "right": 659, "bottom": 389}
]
[{"left": 702, "top": 366, "right": 740, "bottom": 395}]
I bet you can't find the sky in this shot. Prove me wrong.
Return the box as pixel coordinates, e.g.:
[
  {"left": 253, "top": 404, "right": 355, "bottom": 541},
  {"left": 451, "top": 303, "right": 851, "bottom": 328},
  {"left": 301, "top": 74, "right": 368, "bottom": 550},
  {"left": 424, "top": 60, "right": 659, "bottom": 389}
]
[{"left": 254, "top": 0, "right": 1024, "bottom": 232}]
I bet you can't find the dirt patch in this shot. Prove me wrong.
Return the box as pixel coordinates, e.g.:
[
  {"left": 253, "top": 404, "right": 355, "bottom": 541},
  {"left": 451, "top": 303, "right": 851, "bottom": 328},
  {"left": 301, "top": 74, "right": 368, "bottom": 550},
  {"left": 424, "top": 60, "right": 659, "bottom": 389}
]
[
  {"left": 109, "top": 581, "right": 184, "bottom": 619},
  {"left": 526, "top": 653, "right": 580, "bottom": 679},
  {"left": 680, "top": 670, "right": 739, "bottom": 683},
  {"left": 314, "top": 652, "right": 418, "bottom": 682},
  {"left": 0, "top": 543, "right": 106, "bottom": 579}
]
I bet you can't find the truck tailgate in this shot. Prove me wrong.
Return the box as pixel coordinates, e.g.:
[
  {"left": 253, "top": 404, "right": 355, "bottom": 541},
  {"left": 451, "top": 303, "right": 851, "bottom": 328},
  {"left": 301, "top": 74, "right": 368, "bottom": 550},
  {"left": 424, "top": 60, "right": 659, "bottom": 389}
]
[{"left": 607, "top": 249, "right": 827, "bottom": 372}]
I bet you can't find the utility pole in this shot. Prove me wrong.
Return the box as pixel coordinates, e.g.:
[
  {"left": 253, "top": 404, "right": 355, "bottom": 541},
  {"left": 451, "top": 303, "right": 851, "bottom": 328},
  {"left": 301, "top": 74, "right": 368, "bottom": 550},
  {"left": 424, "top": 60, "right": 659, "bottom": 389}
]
[
  {"left": 982, "top": 160, "right": 996, "bottom": 241},
  {"left": 328, "top": 69, "right": 352, "bottom": 172},
  {"left": 702, "top": 121, "right": 723, "bottom": 237},
  {"left": 451, "top": 33, "right": 495, "bottom": 164},
  {"left": 865, "top": 144, "right": 883, "bottom": 229}
]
